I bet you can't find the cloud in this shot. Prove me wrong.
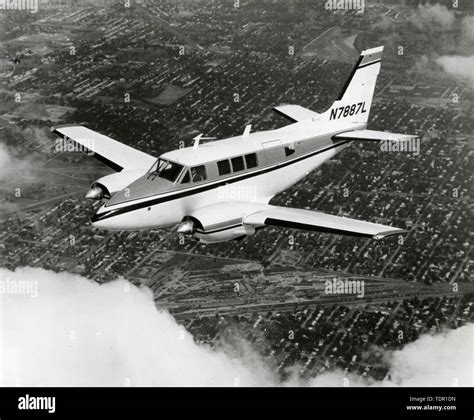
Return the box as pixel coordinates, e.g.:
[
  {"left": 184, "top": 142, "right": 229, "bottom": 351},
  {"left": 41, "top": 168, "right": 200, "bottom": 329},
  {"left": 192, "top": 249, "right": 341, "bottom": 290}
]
[
  {"left": 0, "top": 128, "right": 54, "bottom": 213},
  {"left": 435, "top": 55, "right": 474, "bottom": 88},
  {"left": 461, "top": 16, "right": 474, "bottom": 43},
  {"left": 22, "top": 126, "right": 53, "bottom": 153},
  {"left": 0, "top": 267, "right": 472, "bottom": 387},
  {"left": 0, "top": 124, "right": 53, "bottom": 183},
  {"left": 413, "top": 3, "right": 455, "bottom": 30},
  {"left": 307, "top": 323, "right": 474, "bottom": 387},
  {"left": 0, "top": 267, "right": 276, "bottom": 387},
  {"left": 0, "top": 142, "right": 37, "bottom": 214},
  {"left": 384, "top": 325, "right": 473, "bottom": 387},
  {"left": 0, "top": 142, "right": 26, "bottom": 181},
  {"left": 0, "top": 140, "right": 40, "bottom": 183}
]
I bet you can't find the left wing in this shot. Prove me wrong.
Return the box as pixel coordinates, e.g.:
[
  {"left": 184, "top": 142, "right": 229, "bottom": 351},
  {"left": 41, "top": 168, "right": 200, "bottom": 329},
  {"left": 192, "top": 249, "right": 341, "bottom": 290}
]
[
  {"left": 52, "top": 125, "right": 156, "bottom": 171},
  {"left": 244, "top": 205, "right": 407, "bottom": 240}
]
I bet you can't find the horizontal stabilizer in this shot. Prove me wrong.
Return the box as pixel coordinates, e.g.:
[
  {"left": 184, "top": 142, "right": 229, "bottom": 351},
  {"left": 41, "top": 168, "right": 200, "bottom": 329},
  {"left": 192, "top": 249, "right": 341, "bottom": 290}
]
[
  {"left": 244, "top": 205, "right": 407, "bottom": 240},
  {"left": 272, "top": 105, "right": 320, "bottom": 122},
  {"left": 52, "top": 125, "right": 156, "bottom": 171},
  {"left": 333, "top": 129, "right": 418, "bottom": 142}
]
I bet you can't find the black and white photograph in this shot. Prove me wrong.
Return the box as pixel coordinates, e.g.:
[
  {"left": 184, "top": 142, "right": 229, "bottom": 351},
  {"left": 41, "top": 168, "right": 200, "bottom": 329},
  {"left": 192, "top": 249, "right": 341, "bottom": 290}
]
[{"left": 0, "top": 0, "right": 472, "bottom": 416}]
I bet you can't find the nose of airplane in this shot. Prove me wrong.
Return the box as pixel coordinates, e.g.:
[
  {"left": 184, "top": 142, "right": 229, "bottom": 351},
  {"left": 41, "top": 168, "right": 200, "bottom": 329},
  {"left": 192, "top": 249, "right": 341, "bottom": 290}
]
[
  {"left": 90, "top": 204, "right": 138, "bottom": 231},
  {"left": 91, "top": 215, "right": 116, "bottom": 231}
]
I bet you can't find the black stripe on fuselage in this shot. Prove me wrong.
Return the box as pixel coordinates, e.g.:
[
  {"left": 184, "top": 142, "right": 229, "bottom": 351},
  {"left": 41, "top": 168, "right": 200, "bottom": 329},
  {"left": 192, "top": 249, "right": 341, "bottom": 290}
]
[{"left": 91, "top": 140, "right": 350, "bottom": 223}]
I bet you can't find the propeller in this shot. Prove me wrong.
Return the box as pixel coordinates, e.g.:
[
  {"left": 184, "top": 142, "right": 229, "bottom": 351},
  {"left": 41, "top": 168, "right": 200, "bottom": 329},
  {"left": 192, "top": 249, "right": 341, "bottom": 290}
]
[
  {"left": 176, "top": 220, "right": 195, "bottom": 235},
  {"left": 85, "top": 186, "right": 104, "bottom": 200}
]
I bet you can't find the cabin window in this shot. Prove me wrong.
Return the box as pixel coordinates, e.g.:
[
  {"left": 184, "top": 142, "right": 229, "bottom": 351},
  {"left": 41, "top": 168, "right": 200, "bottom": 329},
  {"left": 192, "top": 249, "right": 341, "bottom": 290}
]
[
  {"left": 245, "top": 153, "right": 258, "bottom": 168},
  {"left": 180, "top": 170, "right": 191, "bottom": 184},
  {"left": 231, "top": 156, "right": 245, "bottom": 172},
  {"left": 191, "top": 165, "right": 207, "bottom": 182},
  {"left": 217, "top": 159, "right": 231, "bottom": 176}
]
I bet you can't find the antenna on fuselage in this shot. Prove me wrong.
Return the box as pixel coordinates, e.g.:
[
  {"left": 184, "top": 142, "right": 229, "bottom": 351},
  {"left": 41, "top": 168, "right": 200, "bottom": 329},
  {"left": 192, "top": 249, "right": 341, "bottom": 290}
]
[
  {"left": 242, "top": 124, "right": 251, "bottom": 138},
  {"left": 192, "top": 133, "right": 216, "bottom": 149}
]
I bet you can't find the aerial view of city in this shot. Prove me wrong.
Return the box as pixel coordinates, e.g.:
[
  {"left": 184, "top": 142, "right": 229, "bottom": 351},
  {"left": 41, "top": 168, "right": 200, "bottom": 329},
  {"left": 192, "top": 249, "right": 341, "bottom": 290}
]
[{"left": 0, "top": 0, "right": 472, "bottom": 406}]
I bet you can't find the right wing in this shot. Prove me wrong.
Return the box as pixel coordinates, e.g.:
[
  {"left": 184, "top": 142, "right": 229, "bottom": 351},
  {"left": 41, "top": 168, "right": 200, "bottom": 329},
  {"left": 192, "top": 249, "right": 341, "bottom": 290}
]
[
  {"left": 333, "top": 129, "right": 418, "bottom": 142},
  {"left": 244, "top": 205, "right": 407, "bottom": 240},
  {"left": 52, "top": 125, "right": 156, "bottom": 172},
  {"left": 272, "top": 104, "right": 320, "bottom": 122}
]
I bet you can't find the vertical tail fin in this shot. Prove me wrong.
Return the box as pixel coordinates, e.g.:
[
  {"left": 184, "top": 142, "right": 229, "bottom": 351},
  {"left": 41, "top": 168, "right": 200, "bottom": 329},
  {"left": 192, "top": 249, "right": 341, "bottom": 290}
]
[{"left": 325, "top": 46, "right": 383, "bottom": 126}]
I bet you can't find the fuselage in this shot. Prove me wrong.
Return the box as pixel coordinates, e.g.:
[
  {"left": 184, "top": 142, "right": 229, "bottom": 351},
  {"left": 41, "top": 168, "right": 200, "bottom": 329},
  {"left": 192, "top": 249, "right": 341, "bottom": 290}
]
[{"left": 91, "top": 117, "right": 363, "bottom": 231}]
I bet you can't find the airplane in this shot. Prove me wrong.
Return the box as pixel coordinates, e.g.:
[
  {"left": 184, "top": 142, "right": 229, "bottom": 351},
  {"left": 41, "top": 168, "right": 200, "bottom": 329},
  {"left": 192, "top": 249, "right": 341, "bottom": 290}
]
[
  {"left": 12, "top": 53, "right": 22, "bottom": 65},
  {"left": 4, "top": 52, "right": 23, "bottom": 65},
  {"left": 52, "top": 46, "right": 415, "bottom": 244}
]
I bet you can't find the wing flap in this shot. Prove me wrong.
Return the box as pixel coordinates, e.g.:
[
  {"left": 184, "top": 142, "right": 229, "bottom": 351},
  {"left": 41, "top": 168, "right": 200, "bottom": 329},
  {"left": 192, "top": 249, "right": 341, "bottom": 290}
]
[
  {"left": 272, "top": 105, "right": 320, "bottom": 122},
  {"left": 244, "top": 206, "right": 407, "bottom": 240},
  {"left": 333, "top": 129, "right": 418, "bottom": 142},
  {"left": 52, "top": 125, "right": 156, "bottom": 171}
]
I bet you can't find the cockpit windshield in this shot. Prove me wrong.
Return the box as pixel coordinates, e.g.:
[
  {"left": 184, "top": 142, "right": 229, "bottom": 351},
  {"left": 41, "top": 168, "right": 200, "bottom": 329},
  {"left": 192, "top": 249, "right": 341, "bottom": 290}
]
[{"left": 147, "top": 158, "right": 184, "bottom": 182}]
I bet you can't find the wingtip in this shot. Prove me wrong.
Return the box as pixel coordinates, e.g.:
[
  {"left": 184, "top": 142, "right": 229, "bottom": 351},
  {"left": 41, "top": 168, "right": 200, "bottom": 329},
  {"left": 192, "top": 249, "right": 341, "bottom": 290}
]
[{"left": 373, "top": 229, "right": 408, "bottom": 241}]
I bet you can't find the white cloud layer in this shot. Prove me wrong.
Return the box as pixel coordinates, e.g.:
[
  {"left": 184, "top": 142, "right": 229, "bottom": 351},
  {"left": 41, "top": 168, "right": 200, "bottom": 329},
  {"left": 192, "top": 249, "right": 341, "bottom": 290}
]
[
  {"left": 436, "top": 55, "right": 474, "bottom": 88},
  {"left": 0, "top": 267, "right": 472, "bottom": 387},
  {"left": 0, "top": 142, "right": 28, "bottom": 181},
  {"left": 461, "top": 16, "right": 474, "bottom": 43},
  {"left": 414, "top": 3, "right": 456, "bottom": 30}
]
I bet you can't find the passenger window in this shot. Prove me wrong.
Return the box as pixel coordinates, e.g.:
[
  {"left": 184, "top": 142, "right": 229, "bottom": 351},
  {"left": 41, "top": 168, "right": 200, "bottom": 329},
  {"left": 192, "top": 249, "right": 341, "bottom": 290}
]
[
  {"left": 181, "top": 170, "right": 190, "bottom": 184},
  {"left": 217, "top": 159, "right": 231, "bottom": 176},
  {"left": 245, "top": 153, "right": 258, "bottom": 168},
  {"left": 231, "top": 156, "right": 245, "bottom": 172},
  {"left": 191, "top": 165, "right": 207, "bottom": 182}
]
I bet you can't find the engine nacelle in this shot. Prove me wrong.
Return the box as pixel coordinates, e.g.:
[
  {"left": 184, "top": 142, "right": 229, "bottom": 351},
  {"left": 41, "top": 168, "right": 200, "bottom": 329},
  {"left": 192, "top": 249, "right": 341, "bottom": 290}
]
[
  {"left": 177, "top": 202, "right": 265, "bottom": 243},
  {"left": 86, "top": 170, "right": 146, "bottom": 200},
  {"left": 194, "top": 224, "right": 255, "bottom": 243}
]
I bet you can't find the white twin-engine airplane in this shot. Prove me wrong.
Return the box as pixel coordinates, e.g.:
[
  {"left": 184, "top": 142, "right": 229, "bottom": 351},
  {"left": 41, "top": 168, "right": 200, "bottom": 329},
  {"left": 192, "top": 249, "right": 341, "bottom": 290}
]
[{"left": 52, "top": 46, "right": 414, "bottom": 243}]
